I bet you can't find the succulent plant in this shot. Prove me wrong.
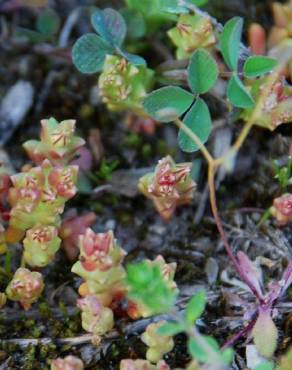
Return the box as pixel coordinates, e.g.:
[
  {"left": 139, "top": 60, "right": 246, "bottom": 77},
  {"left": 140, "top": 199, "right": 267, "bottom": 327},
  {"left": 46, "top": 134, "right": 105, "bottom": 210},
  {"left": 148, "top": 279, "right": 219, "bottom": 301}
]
[
  {"left": 23, "top": 118, "right": 85, "bottom": 166},
  {"left": 8, "top": 160, "right": 78, "bottom": 236},
  {"left": 168, "top": 13, "right": 216, "bottom": 59},
  {"left": 139, "top": 156, "right": 196, "bottom": 221},
  {"left": 141, "top": 321, "right": 174, "bottom": 363},
  {"left": 120, "top": 359, "right": 170, "bottom": 370},
  {"left": 99, "top": 55, "right": 154, "bottom": 115},
  {"left": 270, "top": 193, "right": 292, "bottom": 225},
  {"left": 77, "top": 295, "right": 114, "bottom": 336},
  {"left": 127, "top": 255, "right": 177, "bottom": 319},
  {"left": 6, "top": 268, "right": 44, "bottom": 310},
  {"left": 23, "top": 224, "right": 61, "bottom": 267},
  {"left": 72, "top": 229, "right": 126, "bottom": 306},
  {"left": 241, "top": 77, "right": 292, "bottom": 131},
  {"left": 51, "top": 355, "right": 84, "bottom": 370}
]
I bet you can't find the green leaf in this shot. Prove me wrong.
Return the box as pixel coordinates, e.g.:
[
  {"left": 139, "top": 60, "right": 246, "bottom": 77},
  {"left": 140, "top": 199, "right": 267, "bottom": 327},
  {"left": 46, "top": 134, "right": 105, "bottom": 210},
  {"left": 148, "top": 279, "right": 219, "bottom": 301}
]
[
  {"left": 219, "top": 17, "right": 243, "bottom": 71},
  {"left": 126, "top": 261, "right": 177, "bottom": 315},
  {"left": 121, "top": 9, "right": 146, "bottom": 39},
  {"left": 243, "top": 56, "right": 278, "bottom": 78},
  {"left": 185, "top": 0, "right": 208, "bottom": 7},
  {"left": 159, "top": 0, "right": 189, "bottom": 14},
  {"left": 156, "top": 322, "right": 185, "bottom": 336},
  {"left": 72, "top": 34, "right": 114, "bottom": 74},
  {"left": 178, "top": 98, "right": 212, "bottom": 153},
  {"left": 221, "top": 348, "right": 234, "bottom": 365},
  {"left": 188, "top": 49, "right": 218, "bottom": 94},
  {"left": 36, "top": 8, "right": 60, "bottom": 36},
  {"left": 91, "top": 8, "right": 127, "bottom": 47},
  {"left": 254, "top": 363, "right": 274, "bottom": 370},
  {"left": 143, "top": 86, "right": 194, "bottom": 122},
  {"left": 227, "top": 75, "right": 254, "bottom": 108},
  {"left": 119, "top": 50, "right": 146, "bottom": 66},
  {"left": 188, "top": 336, "right": 219, "bottom": 363},
  {"left": 186, "top": 289, "right": 206, "bottom": 324}
]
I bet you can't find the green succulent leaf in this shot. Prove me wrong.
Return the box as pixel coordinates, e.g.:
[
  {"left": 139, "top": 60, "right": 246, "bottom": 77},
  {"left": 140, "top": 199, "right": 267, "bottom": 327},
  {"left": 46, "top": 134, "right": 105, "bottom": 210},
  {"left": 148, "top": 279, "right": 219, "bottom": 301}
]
[
  {"left": 143, "top": 86, "right": 194, "bottom": 122},
  {"left": 186, "top": 289, "right": 207, "bottom": 324},
  {"left": 36, "top": 8, "right": 60, "bottom": 36},
  {"left": 243, "top": 56, "right": 278, "bottom": 78},
  {"left": 188, "top": 49, "right": 218, "bottom": 94},
  {"left": 119, "top": 50, "right": 146, "bottom": 66},
  {"left": 219, "top": 17, "right": 243, "bottom": 71},
  {"left": 156, "top": 321, "right": 185, "bottom": 336},
  {"left": 72, "top": 34, "right": 114, "bottom": 74},
  {"left": 126, "top": 261, "right": 177, "bottom": 315},
  {"left": 91, "top": 8, "right": 127, "bottom": 47},
  {"left": 178, "top": 98, "right": 212, "bottom": 152},
  {"left": 227, "top": 75, "right": 254, "bottom": 108},
  {"left": 254, "top": 363, "right": 274, "bottom": 370}
]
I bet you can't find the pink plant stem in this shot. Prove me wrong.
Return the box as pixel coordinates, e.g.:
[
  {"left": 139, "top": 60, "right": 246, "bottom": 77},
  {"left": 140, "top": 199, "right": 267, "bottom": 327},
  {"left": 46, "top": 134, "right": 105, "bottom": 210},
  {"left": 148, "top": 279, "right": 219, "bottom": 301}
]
[
  {"left": 208, "top": 165, "right": 264, "bottom": 304},
  {"left": 221, "top": 317, "right": 257, "bottom": 349}
]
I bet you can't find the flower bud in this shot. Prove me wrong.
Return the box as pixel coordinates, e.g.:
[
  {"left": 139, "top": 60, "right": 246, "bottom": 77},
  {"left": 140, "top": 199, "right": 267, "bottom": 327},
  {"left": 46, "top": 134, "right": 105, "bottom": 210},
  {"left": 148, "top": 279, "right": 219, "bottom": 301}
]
[
  {"left": 270, "top": 193, "right": 292, "bottom": 225},
  {"left": 23, "top": 225, "right": 61, "bottom": 267},
  {"left": 99, "top": 55, "right": 154, "bottom": 115},
  {"left": 24, "top": 118, "right": 85, "bottom": 166},
  {"left": 139, "top": 156, "right": 196, "bottom": 220},
  {"left": 77, "top": 295, "right": 114, "bottom": 336},
  {"left": 6, "top": 268, "right": 44, "bottom": 310},
  {"left": 141, "top": 321, "right": 174, "bottom": 364},
  {"left": 51, "top": 355, "right": 84, "bottom": 370},
  {"left": 168, "top": 14, "right": 216, "bottom": 59}
]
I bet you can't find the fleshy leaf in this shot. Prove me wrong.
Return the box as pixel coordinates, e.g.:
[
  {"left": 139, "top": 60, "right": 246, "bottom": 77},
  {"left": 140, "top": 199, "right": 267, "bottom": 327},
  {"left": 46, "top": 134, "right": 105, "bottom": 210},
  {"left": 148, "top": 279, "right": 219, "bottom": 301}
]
[
  {"left": 178, "top": 98, "right": 212, "bottom": 152},
  {"left": 91, "top": 8, "right": 127, "bottom": 47},
  {"left": 143, "top": 86, "right": 194, "bottom": 122},
  {"left": 220, "top": 17, "right": 243, "bottom": 71},
  {"left": 252, "top": 309, "right": 278, "bottom": 358},
  {"left": 227, "top": 75, "right": 255, "bottom": 108},
  {"left": 188, "top": 336, "right": 219, "bottom": 363},
  {"left": 72, "top": 34, "right": 114, "bottom": 74},
  {"left": 244, "top": 56, "right": 278, "bottom": 78},
  {"left": 188, "top": 49, "right": 218, "bottom": 94}
]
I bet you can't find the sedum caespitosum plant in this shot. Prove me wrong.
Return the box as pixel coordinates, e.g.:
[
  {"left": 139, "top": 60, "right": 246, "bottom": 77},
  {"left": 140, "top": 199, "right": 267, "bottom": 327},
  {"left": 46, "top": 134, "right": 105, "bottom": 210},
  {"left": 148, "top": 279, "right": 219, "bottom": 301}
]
[
  {"left": 5, "top": 268, "right": 44, "bottom": 310},
  {"left": 71, "top": 228, "right": 126, "bottom": 306},
  {"left": 141, "top": 321, "right": 174, "bottom": 363},
  {"left": 2, "top": 117, "right": 85, "bottom": 310},
  {"left": 138, "top": 156, "right": 196, "bottom": 221},
  {"left": 51, "top": 355, "right": 84, "bottom": 370}
]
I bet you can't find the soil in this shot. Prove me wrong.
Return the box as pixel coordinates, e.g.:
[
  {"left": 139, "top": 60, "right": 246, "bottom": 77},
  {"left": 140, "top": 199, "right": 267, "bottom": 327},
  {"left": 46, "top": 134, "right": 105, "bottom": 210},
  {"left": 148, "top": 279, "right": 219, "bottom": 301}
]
[{"left": 0, "top": 0, "right": 291, "bottom": 369}]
